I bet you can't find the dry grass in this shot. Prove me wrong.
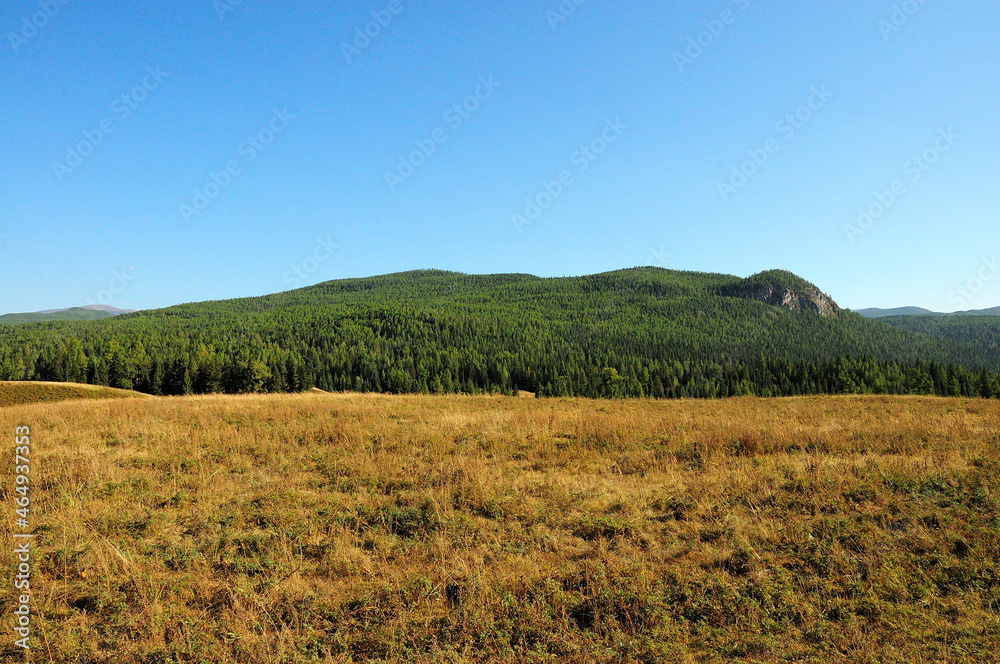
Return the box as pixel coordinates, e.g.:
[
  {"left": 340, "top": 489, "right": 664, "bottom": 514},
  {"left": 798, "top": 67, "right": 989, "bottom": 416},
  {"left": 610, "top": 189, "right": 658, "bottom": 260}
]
[
  {"left": 1, "top": 393, "right": 999, "bottom": 662},
  {"left": 0, "top": 381, "right": 147, "bottom": 408}
]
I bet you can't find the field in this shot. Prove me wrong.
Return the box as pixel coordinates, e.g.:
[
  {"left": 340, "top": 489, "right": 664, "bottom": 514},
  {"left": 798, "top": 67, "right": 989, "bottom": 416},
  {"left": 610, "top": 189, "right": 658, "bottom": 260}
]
[
  {"left": 1, "top": 391, "right": 999, "bottom": 662},
  {"left": 0, "top": 381, "right": 146, "bottom": 408}
]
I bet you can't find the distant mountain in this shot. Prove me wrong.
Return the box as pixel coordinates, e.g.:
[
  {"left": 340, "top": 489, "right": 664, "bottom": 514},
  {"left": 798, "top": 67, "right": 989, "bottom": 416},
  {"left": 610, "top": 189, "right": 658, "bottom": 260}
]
[
  {"left": 1, "top": 267, "right": 999, "bottom": 399},
  {"left": 959, "top": 306, "right": 1000, "bottom": 316},
  {"left": 856, "top": 307, "right": 937, "bottom": 318},
  {"left": 0, "top": 307, "right": 133, "bottom": 326},
  {"left": 857, "top": 306, "right": 1000, "bottom": 318},
  {"left": 37, "top": 305, "right": 135, "bottom": 315}
]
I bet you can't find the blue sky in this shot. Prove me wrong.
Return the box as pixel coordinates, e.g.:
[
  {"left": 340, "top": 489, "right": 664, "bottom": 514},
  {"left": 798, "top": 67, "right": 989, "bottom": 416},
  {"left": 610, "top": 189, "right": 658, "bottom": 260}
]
[{"left": 1, "top": 0, "right": 997, "bottom": 313}]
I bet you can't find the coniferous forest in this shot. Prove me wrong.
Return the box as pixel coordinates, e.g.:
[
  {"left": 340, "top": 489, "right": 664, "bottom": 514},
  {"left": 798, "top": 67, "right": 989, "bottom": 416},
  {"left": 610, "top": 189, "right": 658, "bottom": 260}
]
[{"left": 2, "top": 268, "right": 1000, "bottom": 399}]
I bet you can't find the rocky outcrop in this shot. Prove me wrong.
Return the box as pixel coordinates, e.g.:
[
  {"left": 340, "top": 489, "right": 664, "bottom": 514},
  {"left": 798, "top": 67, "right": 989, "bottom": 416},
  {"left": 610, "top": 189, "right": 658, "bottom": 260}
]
[
  {"left": 739, "top": 284, "right": 841, "bottom": 316},
  {"left": 717, "top": 271, "right": 841, "bottom": 317}
]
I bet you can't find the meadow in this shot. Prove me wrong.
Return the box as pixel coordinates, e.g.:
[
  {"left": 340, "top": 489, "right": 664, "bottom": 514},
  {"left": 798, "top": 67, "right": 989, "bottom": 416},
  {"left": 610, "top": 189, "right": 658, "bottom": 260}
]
[
  {"left": 1, "top": 387, "right": 998, "bottom": 662},
  {"left": 0, "top": 382, "right": 144, "bottom": 408}
]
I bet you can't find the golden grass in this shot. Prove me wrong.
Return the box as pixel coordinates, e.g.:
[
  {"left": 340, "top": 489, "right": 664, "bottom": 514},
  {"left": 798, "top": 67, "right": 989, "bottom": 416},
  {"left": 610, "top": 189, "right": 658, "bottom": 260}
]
[
  {"left": 0, "top": 381, "right": 147, "bottom": 408},
  {"left": 1, "top": 393, "right": 998, "bottom": 662}
]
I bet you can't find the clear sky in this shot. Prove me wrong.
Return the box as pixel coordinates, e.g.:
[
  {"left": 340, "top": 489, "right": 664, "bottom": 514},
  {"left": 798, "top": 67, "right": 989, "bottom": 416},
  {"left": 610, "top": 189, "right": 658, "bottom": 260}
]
[{"left": 2, "top": 0, "right": 997, "bottom": 314}]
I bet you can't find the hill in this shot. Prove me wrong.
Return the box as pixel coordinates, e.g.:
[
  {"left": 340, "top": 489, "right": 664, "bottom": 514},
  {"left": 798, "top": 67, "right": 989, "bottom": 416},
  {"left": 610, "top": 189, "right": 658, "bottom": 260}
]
[
  {"left": 0, "top": 267, "right": 999, "bottom": 399},
  {"left": 877, "top": 314, "right": 1000, "bottom": 358},
  {"left": 1, "top": 392, "right": 997, "bottom": 661},
  {"left": 856, "top": 306, "right": 937, "bottom": 318},
  {"left": 0, "top": 381, "right": 147, "bottom": 407},
  {"left": 857, "top": 306, "right": 1000, "bottom": 318},
  {"left": 38, "top": 305, "right": 136, "bottom": 315},
  {"left": 0, "top": 307, "right": 123, "bottom": 326}
]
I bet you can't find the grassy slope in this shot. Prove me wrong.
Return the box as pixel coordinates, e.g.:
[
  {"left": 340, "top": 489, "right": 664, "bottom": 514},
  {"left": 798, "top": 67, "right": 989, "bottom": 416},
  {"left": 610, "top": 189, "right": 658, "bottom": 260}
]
[
  {"left": 0, "top": 308, "right": 116, "bottom": 325},
  {"left": 1, "top": 394, "right": 998, "bottom": 662},
  {"left": 0, "top": 381, "right": 146, "bottom": 407}
]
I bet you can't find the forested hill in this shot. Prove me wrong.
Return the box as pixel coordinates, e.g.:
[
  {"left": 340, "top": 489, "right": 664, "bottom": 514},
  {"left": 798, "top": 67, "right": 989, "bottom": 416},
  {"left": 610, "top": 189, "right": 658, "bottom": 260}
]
[
  {"left": 876, "top": 315, "right": 1000, "bottom": 356},
  {"left": 0, "top": 307, "right": 118, "bottom": 325},
  {"left": 1, "top": 267, "right": 999, "bottom": 399}
]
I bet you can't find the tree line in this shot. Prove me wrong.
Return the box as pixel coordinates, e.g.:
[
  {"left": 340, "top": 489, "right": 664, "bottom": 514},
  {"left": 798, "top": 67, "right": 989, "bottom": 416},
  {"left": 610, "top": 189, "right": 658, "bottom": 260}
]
[{"left": 2, "top": 268, "right": 999, "bottom": 400}]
